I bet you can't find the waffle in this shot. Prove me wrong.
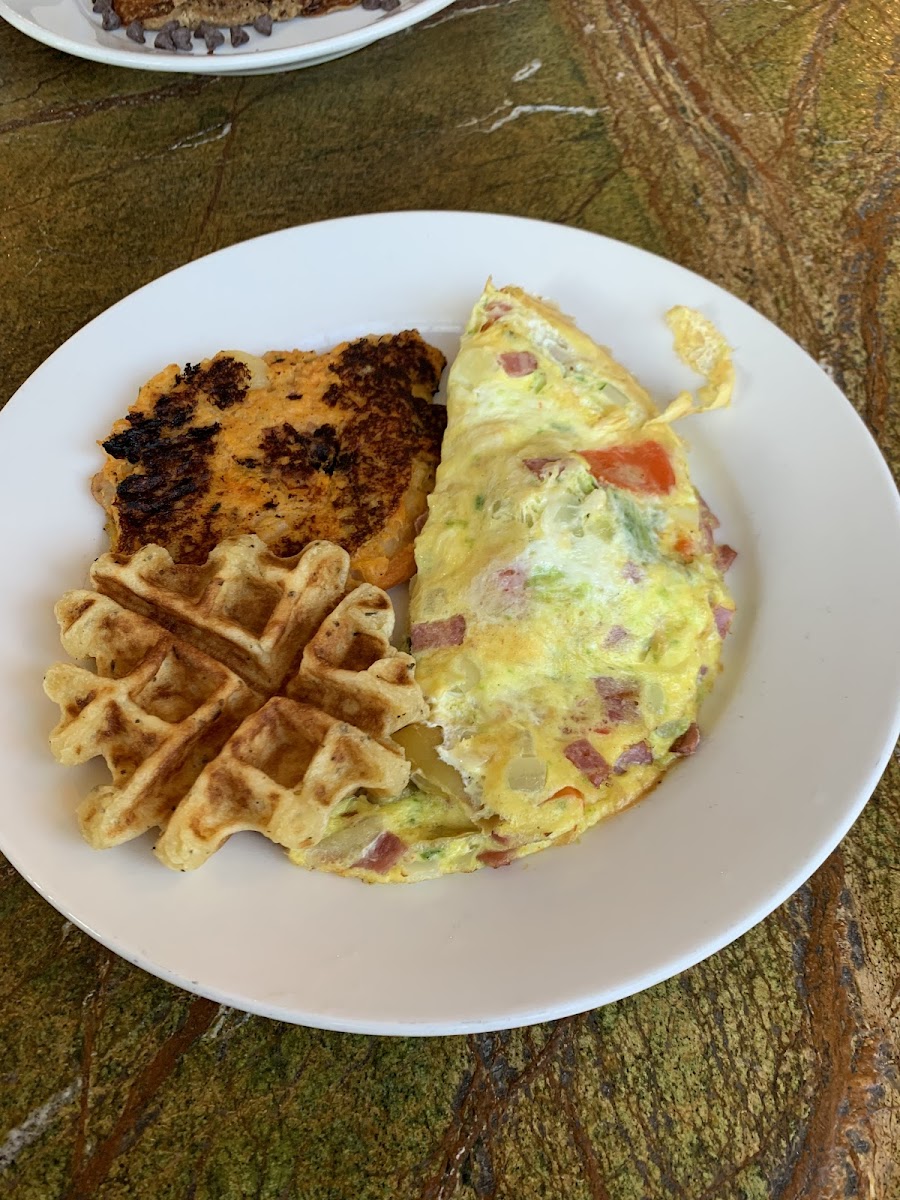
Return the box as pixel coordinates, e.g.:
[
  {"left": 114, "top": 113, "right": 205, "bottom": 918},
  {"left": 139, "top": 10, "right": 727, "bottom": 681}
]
[
  {"left": 286, "top": 584, "right": 428, "bottom": 737},
  {"left": 45, "top": 535, "right": 421, "bottom": 869},
  {"left": 89, "top": 536, "right": 350, "bottom": 694}
]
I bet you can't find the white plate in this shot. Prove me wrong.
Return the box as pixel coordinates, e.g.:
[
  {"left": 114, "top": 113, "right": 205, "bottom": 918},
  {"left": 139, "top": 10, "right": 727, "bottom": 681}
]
[
  {"left": 2, "top": 212, "right": 898, "bottom": 1035},
  {"left": 0, "top": 0, "right": 452, "bottom": 74}
]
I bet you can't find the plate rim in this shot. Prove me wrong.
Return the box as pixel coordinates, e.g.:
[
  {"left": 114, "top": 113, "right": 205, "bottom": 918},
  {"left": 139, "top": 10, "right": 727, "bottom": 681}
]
[
  {"left": 0, "top": 0, "right": 454, "bottom": 73},
  {"left": 3, "top": 210, "right": 900, "bottom": 1035}
]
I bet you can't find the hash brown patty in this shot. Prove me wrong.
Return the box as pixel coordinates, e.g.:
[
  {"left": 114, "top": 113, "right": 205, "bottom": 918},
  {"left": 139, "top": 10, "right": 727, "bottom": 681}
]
[{"left": 92, "top": 332, "right": 447, "bottom": 589}]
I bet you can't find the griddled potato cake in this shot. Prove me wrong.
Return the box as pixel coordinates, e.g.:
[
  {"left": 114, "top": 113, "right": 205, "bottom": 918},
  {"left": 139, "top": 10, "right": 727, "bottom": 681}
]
[{"left": 92, "top": 332, "right": 447, "bottom": 590}]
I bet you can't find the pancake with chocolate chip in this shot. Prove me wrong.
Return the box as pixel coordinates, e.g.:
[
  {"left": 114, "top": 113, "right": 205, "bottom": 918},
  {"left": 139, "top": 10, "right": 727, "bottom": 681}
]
[
  {"left": 111, "top": 0, "right": 358, "bottom": 32},
  {"left": 92, "top": 333, "right": 447, "bottom": 589}
]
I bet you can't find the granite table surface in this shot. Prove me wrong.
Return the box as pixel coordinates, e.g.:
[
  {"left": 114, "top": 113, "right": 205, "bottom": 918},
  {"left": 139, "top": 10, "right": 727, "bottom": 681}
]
[{"left": 1, "top": 0, "right": 899, "bottom": 1196}]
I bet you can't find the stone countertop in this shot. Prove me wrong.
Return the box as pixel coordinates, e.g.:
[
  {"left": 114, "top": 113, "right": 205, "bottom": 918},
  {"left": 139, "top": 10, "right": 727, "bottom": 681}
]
[{"left": 1, "top": 1, "right": 898, "bottom": 1196}]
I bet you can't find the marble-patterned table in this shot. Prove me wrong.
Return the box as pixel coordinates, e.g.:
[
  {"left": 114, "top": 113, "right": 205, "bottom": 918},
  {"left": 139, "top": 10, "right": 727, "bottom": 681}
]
[{"left": 1, "top": 2, "right": 898, "bottom": 1195}]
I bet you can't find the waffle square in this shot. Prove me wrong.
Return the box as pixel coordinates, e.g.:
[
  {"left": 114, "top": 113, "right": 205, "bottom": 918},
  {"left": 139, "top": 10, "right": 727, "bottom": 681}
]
[
  {"left": 89, "top": 535, "right": 350, "bottom": 693},
  {"left": 286, "top": 583, "right": 428, "bottom": 737}
]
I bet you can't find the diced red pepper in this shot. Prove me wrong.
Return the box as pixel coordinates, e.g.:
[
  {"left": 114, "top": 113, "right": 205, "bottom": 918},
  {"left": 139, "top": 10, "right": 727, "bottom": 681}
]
[{"left": 580, "top": 441, "right": 676, "bottom": 496}]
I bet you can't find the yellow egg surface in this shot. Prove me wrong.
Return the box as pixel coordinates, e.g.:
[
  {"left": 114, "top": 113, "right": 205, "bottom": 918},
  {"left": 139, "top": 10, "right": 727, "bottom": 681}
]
[
  {"left": 293, "top": 283, "right": 737, "bottom": 883},
  {"left": 402, "top": 282, "right": 737, "bottom": 871}
]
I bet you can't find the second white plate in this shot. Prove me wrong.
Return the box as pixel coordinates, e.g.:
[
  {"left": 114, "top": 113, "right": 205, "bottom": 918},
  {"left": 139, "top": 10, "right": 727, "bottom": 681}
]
[
  {"left": 0, "top": 0, "right": 453, "bottom": 74},
  {"left": 1, "top": 211, "right": 898, "bottom": 1034}
]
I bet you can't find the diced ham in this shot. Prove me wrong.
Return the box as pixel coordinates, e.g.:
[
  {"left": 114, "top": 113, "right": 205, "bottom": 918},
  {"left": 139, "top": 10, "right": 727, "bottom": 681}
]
[
  {"left": 613, "top": 740, "right": 653, "bottom": 774},
  {"left": 478, "top": 848, "right": 515, "bottom": 868},
  {"left": 593, "top": 677, "right": 622, "bottom": 698},
  {"left": 621, "top": 562, "right": 643, "bottom": 583},
  {"left": 411, "top": 614, "right": 466, "bottom": 651},
  {"left": 715, "top": 544, "right": 738, "bottom": 573},
  {"left": 564, "top": 739, "right": 610, "bottom": 787},
  {"left": 523, "top": 457, "right": 559, "bottom": 477},
  {"left": 594, "top": 677, "right": 640, "bottom": 724},
  {"left": 696, "top": 491, "right": 720, "bottom": 553},
  {"left": 480, "top": 300, "right": 512, "bottom": 330},
  {"left": 669, "top": 723, "right": 701, "bottom": 756},
  {"left": 713, "top": 605, "right": 734, "bottom": 638},
  {"left": 697, "top": 493, "right": 720, "bottom": 528},
  {"left": 499, "top": 351, "right": 539, "bottom": 377},
  {"left": 603, "top": 625, "right": 630, "bottom": 649},
  {"left": 496, "top": 566, "right": 526, "bottom": 595},
  {"left": 608, "top": 695, "right": 639, "bottom": 724},
  {"left": 352, "top": 831, "right": 407, "bottom": 873}
]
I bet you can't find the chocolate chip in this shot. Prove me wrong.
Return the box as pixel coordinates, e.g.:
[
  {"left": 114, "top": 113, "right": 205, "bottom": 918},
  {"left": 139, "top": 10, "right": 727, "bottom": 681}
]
[
  {"left": 381, "top": 0, "right": 400, "bottom": 9},
  {"left": 361, "top": 0, "right": 381, "bottom": 8},
  {"left": 92, "top": 0, "right": 111, "bottom": 12},
  {"left": 203, "top": 26, "right": 224, "bottom": 49},
  {"left": 154, "top": 29, "right": 176, "bottom": 48},
  {"left": 126, "top": 17, "right": 145, "bottom": 39},
  {"left": 101, "top": 8, "right": 121, "bottom": 28},
  {"left": 252, "top": 13, "right": 273, "bottom": 33},
  {"left": 193, "top": 21, "right": 208, "bottom": 37},
  {"left": 230, "top": 24, "right": 249, "bottom": 45},
  {"left": 172, "top": 24, "right": 193, "bottom": 48},
  {"left": 161, "top": 18, "right": 178, "bottom": 30}
]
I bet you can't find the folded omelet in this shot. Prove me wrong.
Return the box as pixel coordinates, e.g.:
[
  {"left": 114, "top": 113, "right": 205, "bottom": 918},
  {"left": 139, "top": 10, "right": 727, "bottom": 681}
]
[{"left": 292, "top": 283, "right": 737, "bottom": 882}]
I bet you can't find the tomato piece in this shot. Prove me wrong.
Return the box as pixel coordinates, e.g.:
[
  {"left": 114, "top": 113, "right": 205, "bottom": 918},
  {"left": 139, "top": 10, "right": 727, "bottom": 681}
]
[
  {"left": 548, "top": 786, "right": 584, "bottom": 801},
  {"left": 580, "top": 441, "right": 676, "bottom": 495}
]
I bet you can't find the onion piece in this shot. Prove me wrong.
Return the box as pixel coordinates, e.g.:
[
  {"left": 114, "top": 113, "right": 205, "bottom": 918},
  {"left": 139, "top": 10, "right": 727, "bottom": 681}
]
[{"left": 506, "top": 756, "right": 547, "bottom": 792}]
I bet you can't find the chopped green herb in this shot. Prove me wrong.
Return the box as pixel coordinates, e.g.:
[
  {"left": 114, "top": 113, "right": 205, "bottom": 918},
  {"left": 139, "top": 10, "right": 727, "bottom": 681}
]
[
  {"left": 527, "top": 566, "right": 563, "bottom": 585},
  {"left": 609, "top": 491, "right": 659, "bottom": 562},
  {"left": 656, "top": 718, "right": 689, "bottom": 742}
]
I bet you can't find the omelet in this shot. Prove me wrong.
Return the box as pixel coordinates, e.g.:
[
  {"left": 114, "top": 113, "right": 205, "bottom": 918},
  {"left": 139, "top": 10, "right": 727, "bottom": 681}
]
[{"left": 288, "top": 283, "right": 737, "bottom": 883}]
